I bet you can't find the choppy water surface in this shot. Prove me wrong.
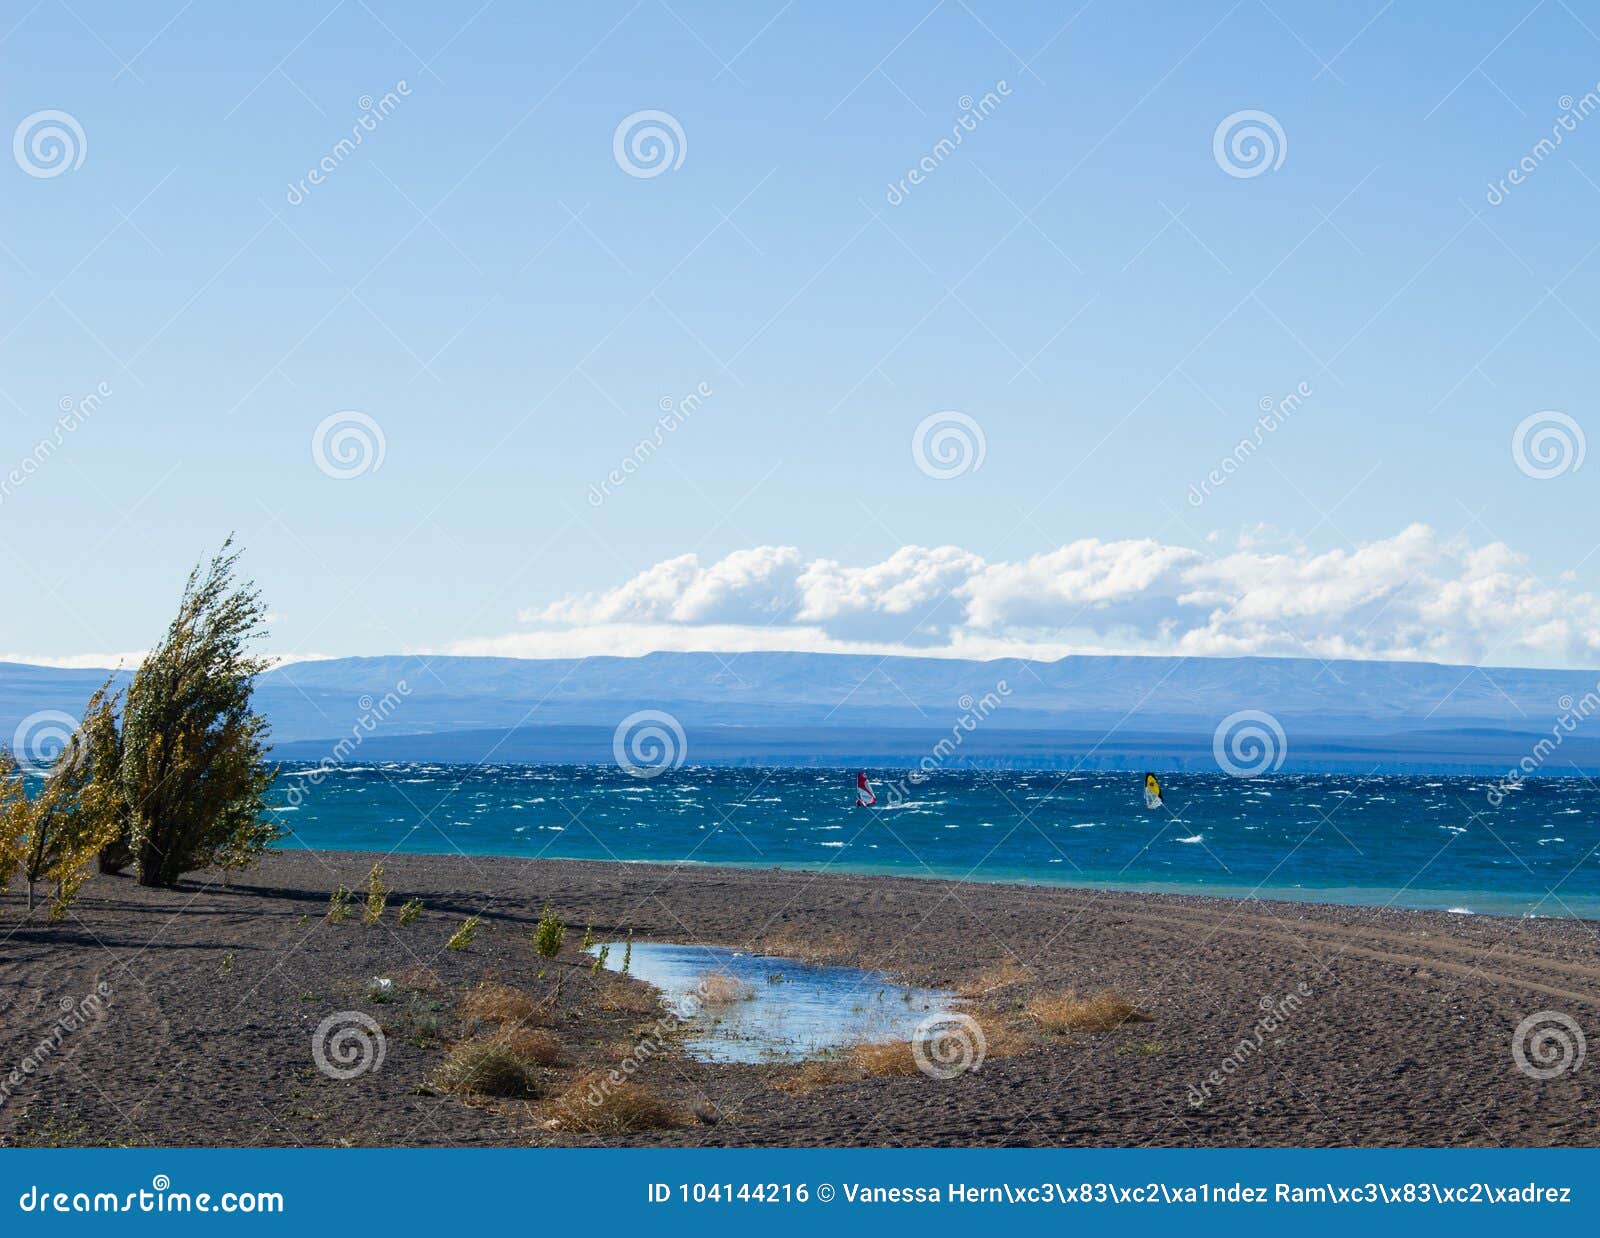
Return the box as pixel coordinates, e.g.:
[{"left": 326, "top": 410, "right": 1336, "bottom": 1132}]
[
  {"left": 274, "top": 765, "right": 1600, "bottom": 917},
  {"left": 589, "top": 942, "right": 958, "bottom": 1063}
]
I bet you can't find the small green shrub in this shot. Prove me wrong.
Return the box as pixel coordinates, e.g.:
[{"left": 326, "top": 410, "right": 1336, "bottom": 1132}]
[
  {"left": 362, "top": 862, "right": 387, "bottom": 925},
  {"left": 397, "top": 897, "right": 423, "bottom": 926},
  {"left": 534, "top": 900, "right": 565, "bottom": 962},
  {"left": 326, "top": 885, "right": 353, "bottom": 922},
  {"left": 446, "top": 915, "right": 481, "bottom": 951}
]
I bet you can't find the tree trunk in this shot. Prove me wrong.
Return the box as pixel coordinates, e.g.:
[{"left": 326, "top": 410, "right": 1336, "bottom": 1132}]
[
  {"left": 136, "top": 836, "right": 174, "bottom": 887},
  {"left": 98, "top": 820, "right": 135, "bottom": 874}
]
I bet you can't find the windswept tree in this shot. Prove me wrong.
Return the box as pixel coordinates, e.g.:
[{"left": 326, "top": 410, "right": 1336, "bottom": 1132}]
[
  {"left": 0, "top": 755, "right": 30, "bottom": 904},
  {"left": 114, "top": 541, "right": 280, "bottom": 888},
  {"left": 0, "top": 682, "right": 125, "bottom": 917}
]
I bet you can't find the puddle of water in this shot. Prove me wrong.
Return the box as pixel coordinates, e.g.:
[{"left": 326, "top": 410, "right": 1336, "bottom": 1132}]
[{"left": 590, "top": 941, "right": 960, "bottom": 1063}]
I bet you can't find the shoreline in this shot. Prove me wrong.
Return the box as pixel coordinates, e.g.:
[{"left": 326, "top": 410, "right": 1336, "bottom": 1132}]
[
  {"left": 275, "top": 837, "right": 1600, "bottom": 921},
  {"left": 3, "top": 849, "right": 1597, "bottom": 1147}
]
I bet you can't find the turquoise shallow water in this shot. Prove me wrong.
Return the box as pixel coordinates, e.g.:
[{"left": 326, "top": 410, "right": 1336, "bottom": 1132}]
[{"left": 274, "top": 764, "right": 1600, "bottom": 918}]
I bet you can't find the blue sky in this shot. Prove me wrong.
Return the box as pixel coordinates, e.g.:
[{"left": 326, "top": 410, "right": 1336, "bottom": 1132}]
[{"left": 3, "top": 1, "right": 1598, "bottom": 668}]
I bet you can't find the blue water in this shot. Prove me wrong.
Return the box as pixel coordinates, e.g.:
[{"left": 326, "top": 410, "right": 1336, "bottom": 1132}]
[
  {"left": 590, "top": 942, "right": 958, "bottom": 1063},
  {"left": 274, "top": 764, "right": 1600, "bottom": 918}
]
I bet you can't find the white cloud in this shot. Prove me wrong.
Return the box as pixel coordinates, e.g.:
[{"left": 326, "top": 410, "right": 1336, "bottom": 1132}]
[
  {"left": 473, "top": 525, "right": 1600, "bottom": 669},
  {"left": 0, "top": 651, "right": 148, "bottom": 670},
  {"left": 0, "top": 651, "right": 334, "bottom": 671}
]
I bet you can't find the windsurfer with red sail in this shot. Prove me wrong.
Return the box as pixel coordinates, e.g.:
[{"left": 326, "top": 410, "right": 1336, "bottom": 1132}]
[{"left": 855, "top": 771, "right": 877, "bottom": 807}]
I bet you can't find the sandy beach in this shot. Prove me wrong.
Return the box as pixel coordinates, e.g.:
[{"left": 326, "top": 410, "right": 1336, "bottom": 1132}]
[{"left": 2, "top": 849, "right": 1596, "bottom": 1148}]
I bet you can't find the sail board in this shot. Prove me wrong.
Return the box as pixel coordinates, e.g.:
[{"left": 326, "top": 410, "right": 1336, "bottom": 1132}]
[
  {"left": 855, "top": 771, "right": 877, "bottom": 807},
  {"left": 1143, "top": 772, "right": 1164, "bottom": 810}
]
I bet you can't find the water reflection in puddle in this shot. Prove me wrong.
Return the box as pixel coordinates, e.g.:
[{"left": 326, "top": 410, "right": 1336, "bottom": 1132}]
[{"left": 590, "top": 941, "right": 960, "bottom": 1063}]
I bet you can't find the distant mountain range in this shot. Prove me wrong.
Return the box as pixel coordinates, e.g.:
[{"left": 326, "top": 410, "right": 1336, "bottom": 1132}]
[{"left": 3, "top": 651, "right": 1596, "bottom": 775}]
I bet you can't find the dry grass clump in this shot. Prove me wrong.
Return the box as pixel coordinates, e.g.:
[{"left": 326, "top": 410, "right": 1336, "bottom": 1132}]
[
  {"left": 1027, "top": 989, "right": 1149, "bottom": 1033},
  {"left": 959, "top": 958, "right": 1033, "bottom": 997},
  {"left": 772, "top": 1060, "right": 855, "bottom": 1094},
  {"left": 496, "top": 1027, "right": 561, "bottom": 1066},
  {"left": 458, "top": 981, "right": 550, "bottom": 1027},
  {"left": 774, "top": 1012, "right": 1028, "bottom": 1094},
  {"left": 548, "top": 1072, "right": 683, "bottom": 1134},
  {"left": 771, "top": 1041, "right": 925, "bottom": 1094},
  {"left": 431, "top": 1036, "right": 545, "bottom": 1098},
  {"left": 852, "top": 1040, "right": 921, "bottom": 1077},
  {"left": 695, "top": 972, "right": 755, "bottom": 1005}
]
